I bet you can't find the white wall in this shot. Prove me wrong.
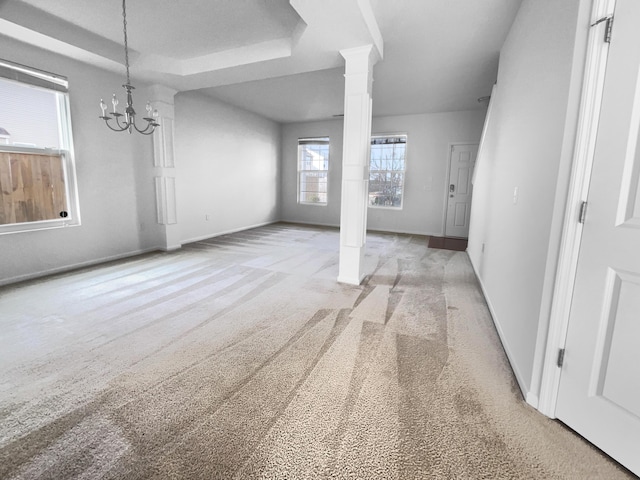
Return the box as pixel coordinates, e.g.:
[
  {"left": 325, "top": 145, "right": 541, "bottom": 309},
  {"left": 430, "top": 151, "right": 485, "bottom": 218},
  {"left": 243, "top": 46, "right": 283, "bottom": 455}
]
[
  {"left": 174, "top": 91, "right": 281, "bottom": 244},
  {"left": 281, "top": 111, "right": 485, "bottom": 235},
  {"left": 0, "top": 36, "right": 160, "bottom": 285},
  {"left": 467, "top": 0, "right": 589, "bottom": 403}
]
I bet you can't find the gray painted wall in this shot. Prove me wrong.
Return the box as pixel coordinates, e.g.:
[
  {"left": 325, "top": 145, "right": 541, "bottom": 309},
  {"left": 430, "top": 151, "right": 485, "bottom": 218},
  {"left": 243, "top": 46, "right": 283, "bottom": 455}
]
[
  {"left": 281, "top": 111, "right": 485, "bottom": 235},
  {"left": 174, "top": 91, "right": 281, "bottom": 245},
  {"left": 467, "top": 0, "right": 589, "bottom": 402}
]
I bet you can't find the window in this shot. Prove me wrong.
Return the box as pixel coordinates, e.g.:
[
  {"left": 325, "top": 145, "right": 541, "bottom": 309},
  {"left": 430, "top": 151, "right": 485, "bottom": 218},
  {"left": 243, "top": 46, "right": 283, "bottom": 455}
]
[
  {"left": 0, "top": 59, "right": 80, "bottom": 234},
  {"left": 298, "top": 137, "right": 329, "bottom": 205},
  {"left": 369, "top": 134, "right": 407, "bottom": 208}
]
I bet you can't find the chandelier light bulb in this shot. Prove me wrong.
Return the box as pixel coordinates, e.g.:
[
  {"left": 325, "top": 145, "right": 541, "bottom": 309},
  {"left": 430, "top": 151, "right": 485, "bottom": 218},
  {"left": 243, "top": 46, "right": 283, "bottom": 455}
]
[
  {"left": 112, "top": 94, "right": 119, "bottom": 113},
  {"left": 100, "top": 99, "right": 107, "bottom": 116}
]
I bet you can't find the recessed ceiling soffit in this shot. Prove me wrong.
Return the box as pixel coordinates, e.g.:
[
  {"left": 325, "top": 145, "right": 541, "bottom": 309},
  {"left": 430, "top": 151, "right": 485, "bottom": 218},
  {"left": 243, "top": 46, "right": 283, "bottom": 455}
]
[{"left": 0, "top": 0, "right": 383, "bottom": 91}]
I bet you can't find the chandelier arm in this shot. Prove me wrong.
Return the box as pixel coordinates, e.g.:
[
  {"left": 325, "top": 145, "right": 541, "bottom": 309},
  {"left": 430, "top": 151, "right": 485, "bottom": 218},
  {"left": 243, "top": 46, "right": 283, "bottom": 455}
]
[
  {"left": 136, "top": 127, "right": 156, "bottom": 136},
  {"left": 133, "top": 120, "right": 157, "bottom": 135},
  {"left": 102, "top": 117, "right": 129, "bottom": 132},
  {"left": 114, "top": 115, "right": 131, "bottom": 131}
]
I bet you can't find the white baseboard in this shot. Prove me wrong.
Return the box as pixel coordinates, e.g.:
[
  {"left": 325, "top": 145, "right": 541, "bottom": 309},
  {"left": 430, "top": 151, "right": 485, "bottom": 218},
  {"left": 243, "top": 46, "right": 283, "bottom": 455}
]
[
  {"left": 0, "top": 247, "right": 160, "bottom": 287},
  {"left": 526, "top": 391, "right": 540, "bottom": 409},
  {"left": 182, "top": 220, "right": 279, "bottom": 245},
  {"left": 366, "top": 226, "right": 442, "bottom": 236},
  {"left": 467, "top": 254, "right": 535, "bottom": 408},
  {"left": 279, "top": 219, "right": 442, "bottom": 237},
  {"left": 160, "top": 244, "right": 182, "bottom": 252},
  {"left": 279, "top": 219, "right": 339, "bottom": 229}
]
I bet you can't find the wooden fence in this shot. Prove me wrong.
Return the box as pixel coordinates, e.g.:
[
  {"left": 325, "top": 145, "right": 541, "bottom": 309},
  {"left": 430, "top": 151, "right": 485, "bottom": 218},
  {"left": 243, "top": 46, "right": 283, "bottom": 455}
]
[{"left": 0, "top": 151, "right": 67, "bottom": 225}]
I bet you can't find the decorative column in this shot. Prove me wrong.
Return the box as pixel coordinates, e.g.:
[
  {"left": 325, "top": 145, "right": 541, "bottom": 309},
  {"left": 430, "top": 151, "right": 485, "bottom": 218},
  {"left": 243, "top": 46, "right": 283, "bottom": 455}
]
[
  {"left": 337, "top": 45, "right": 377, "bottom": 285},
  {"left": 149, "top": 84, "right": 180, "bottom": 251}
]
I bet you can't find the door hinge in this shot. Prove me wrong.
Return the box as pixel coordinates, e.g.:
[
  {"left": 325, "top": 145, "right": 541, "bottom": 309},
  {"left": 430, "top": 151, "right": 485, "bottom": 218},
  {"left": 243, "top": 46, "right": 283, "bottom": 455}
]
[
  {"left": 579, "top": 201, "right": 588, "bottom": 224},
  {"left": 591, "top": 15, "right": 614, "bottom": 43},
  {"left": 557, "top": 348, "right": 565, "bottom": 368}
]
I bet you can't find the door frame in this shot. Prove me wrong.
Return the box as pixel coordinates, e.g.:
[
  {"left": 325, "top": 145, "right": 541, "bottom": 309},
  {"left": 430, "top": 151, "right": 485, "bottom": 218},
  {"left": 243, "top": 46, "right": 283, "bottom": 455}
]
[
  {"left": 442, "top": 142, "right": 479, "bottom": 238},
  {"left": 537, "top": 0, "right": 616, "bottom": 417}
]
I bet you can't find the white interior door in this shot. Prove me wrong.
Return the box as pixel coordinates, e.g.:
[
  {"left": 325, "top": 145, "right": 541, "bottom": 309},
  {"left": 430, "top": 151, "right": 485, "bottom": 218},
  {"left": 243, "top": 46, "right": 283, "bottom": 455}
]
[
  {"left": 445, "top": 144, "right": 477, "bottom": 238},
  {"left": 556, "top": 0, "right": 640, "bottom": 475}
]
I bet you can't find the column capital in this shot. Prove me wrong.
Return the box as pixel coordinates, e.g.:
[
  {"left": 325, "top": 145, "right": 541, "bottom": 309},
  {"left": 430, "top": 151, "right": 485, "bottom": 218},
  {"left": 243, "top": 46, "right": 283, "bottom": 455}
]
[
  {"left": 340, "top": 44, "right": 380, "bottom": 74},
  {"left": 148, "top": 84, "right": 178, "bottom": 105}
]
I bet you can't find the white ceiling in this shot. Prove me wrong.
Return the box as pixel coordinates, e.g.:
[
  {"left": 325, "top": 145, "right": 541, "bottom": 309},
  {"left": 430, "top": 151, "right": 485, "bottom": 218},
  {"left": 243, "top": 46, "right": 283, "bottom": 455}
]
[{"left": 0, "top": 0, "right": 522, "bottom": 123}]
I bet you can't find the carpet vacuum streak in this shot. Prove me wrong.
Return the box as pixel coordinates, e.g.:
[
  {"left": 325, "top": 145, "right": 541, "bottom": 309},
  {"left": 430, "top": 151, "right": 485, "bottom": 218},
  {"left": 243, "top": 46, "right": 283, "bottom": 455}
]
[{"left": 0, "top": 224, "right": 634, "bottom": 479}]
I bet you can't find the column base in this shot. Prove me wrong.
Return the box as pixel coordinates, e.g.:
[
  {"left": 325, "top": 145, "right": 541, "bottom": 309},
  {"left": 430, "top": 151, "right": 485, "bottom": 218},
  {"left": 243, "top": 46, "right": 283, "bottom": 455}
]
[{"left": 338, "top": 244, "right": 366, "bottom": 285}]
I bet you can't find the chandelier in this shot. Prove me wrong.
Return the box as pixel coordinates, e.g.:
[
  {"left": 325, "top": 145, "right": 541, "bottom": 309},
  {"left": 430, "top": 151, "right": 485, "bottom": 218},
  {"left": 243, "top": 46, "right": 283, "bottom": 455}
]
[{"left": 99, "top": 0, "right": 159, "bottom": 135}]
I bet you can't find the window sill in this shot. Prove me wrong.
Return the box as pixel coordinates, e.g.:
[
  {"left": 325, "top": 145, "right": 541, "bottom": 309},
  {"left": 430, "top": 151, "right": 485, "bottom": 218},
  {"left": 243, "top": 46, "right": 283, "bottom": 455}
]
[
  {"left": 0, "top": 219, "right": 81, "bottom": 236},
  {"left": 368, "top": 205, "right": 403, "bottom": 210}
]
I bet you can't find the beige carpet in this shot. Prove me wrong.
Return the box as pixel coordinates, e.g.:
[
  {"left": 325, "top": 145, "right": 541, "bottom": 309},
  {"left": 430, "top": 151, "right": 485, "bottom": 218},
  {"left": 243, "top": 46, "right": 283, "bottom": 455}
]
[{"left": 0, "top": 223, "right": 634, "bottom": 479}]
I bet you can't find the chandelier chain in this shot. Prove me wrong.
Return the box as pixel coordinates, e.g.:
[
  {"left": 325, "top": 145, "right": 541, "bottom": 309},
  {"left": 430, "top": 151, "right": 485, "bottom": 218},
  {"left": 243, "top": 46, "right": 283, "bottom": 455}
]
[{"left": 122, "top": 0, "right": 131, "bottom": 85}]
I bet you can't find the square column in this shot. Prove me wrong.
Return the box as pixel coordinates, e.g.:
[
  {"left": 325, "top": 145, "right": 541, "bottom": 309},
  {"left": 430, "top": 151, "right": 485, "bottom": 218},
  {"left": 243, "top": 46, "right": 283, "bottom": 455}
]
[
  {"left": 338, "top": 45, "right": 377, "bottom": 285},
  {"left": 149, "top": 85, "right": 180, "bottom": 251}
]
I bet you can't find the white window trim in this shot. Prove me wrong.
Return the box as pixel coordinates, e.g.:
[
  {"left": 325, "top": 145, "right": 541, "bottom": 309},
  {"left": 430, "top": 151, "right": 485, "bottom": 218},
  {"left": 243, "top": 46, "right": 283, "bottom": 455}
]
[
  {"left": 368, "top": 133, "right": 407, "bottom": 210},
  {"left": 297, "top": 137, "right": 330, "bottom": 206},
  {"left": 0, "top": 59, "right": 80, "bottom": 235}
]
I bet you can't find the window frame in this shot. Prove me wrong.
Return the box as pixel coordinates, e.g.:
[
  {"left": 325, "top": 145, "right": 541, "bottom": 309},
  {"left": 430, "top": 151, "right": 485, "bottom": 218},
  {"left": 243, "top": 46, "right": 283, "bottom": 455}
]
[
  {"left": 297, "top": 136, "right": 330, "bottom": 206},
  {"left": 368, "top": 133, "right": 407, "bottom": 210},
  {"left": 0, "top": 59, "right": 80, "bottom": 235}
]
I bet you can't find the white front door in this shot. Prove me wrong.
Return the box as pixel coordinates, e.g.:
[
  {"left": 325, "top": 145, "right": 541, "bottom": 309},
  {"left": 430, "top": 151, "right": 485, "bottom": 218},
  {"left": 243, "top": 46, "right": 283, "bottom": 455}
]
[
  {"left": 556, "top": 0, "right": 640, "bottom": 475},
  {"left": 445, "top": 144, "right": 478, "bottom": 238}
]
